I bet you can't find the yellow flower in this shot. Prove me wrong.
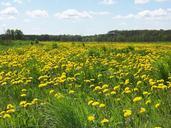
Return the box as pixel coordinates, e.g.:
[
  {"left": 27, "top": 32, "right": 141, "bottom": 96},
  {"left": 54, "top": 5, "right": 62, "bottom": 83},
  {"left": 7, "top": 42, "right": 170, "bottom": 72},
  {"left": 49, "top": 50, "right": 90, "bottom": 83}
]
[
  {"left": 137, "top": 81, "right": 142, "bottom": 86},
  {"left": 133, "top": 96, "right": 142, "bottom": 103},
  {"left": 87, "top": 115, "right": 95, "bottom": 122},
  {"left": 102, "top": 84, "right": 109, "bottom": 89},
  {"left": 143, "top": 91, "right": 150, "bottom": 95},
  {"left": 92, "top": 101, "right": 100, "bottom": 106},
  {"left": 125, "top": 79, "right": 129, "bottom": 85},
  {"left": 20, "top": 93, "right": 26, "bottom": 97},
  {"left": 49, "top": 89, "right": 55, "bottom": 95},
  {"left": 124, "top": 87, "right": 131, "bottom": 94},
  {"left": 99, "top": 103, "right": 106, "bottom": 108},
  {"left": 19, "top": 101, "right": 27, "bottom": 107},
  {"left": 88, "top": 100, "right": 94, "bottom": 105},
  {"left": 123, "top": 109, "right": 132, "bottom": 118},
  {"left": 38, "top": 83, "right": 48, "bottom": 88},
  {"left": 31, "top": 98, "right": 39, "bottom": 104},
  {"left": 155, "top": 103, "right": 160, "bottom": 108},
  {"left": 7, "top": 104, "right": 14, "bottom": 109},
  {"left": 145, "top": 99, "right": 151, "bottom": 105},
  {"left": 103, "top": 89, "right": 109, "bottom": 93},
  {"left": 111, "top": 91, "right": 116, "bottom": 95},
  {"left": 139, "top": 107, "right": 146, "bottom": 113},
  {"left": 3, "top": 114, "right": 11, "bottom": 119},
  {"left": 113, "top": 85, "right": 120, "bottom": 91},
  {"left": 133, "top": 88, "right": 139, "bottom": 92},
  {"left": 21, "top": 89, "right": 27, "bottom": 92},
  {"left": 94, "top": 86, "right": 101, "bottom": 91},
  {"left": 0, "top": 111, "right": 5, "bottom": 115},
  {"left": 101, "top": 118, "right": 109, "bottom": 124},
  {"left": 6, "top": 109, "right": 15, "bottom": 113}
]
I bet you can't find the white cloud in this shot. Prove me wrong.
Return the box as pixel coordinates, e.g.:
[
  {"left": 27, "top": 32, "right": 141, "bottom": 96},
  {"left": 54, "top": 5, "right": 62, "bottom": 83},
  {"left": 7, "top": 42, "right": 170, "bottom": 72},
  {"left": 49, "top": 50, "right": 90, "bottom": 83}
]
[
  {"left": 0, "top": 6, "right": 19, "bottom": 20},
  {"left": 89, "top": 11, "right": 110, "bottom": 15},
  {"left": 1, "top": 2, "right": 12, "bottom": 6},
  {"left": 55, "top": 9, "right": 92, "bottom": 20},
  {"left": 26, "top": 10, "right": 48, "bottom": 18},
  {"left": 135, "top": 0, "right": 170, "bottom": 4},
  {"left": 54, "top": 9, "right": 109, "bottom": 20},
  {"left": 101, "top": 0, "right": 116, "bottom": 5},
  {"left": 113, "top": 8, "right": 171, "bottom": 20},
  {"left": 14, "top": 0, "right": 22, "bottom": 4},
  {"left": 135, "top": 0, "right": 150, "bottom": 4},
  {"left": 138, "top": 8, "right": 167, "bottom": 18}
]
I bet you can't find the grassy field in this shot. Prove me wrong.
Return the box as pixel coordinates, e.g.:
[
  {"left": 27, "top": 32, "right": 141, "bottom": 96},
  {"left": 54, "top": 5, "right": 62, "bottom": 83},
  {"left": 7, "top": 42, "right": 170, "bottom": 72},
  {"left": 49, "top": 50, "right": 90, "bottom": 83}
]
[{"left": 0, "top": 41, "right": 171, "bottom": 128}]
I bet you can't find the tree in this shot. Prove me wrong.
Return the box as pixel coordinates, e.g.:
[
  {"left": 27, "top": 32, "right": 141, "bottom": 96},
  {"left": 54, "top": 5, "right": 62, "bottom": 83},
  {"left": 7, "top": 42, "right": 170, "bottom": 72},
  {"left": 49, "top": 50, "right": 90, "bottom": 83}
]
[
  {"left": 4, "top": 29, "right": 23, "bottom": 40},
  {"left": 15, "top": 29, "right": 23, "bottom": 40}
]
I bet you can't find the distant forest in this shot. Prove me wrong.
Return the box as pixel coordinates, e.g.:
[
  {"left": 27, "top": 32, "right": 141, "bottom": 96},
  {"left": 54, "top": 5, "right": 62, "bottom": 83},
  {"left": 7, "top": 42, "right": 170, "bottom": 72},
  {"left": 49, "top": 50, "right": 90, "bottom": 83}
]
[{"left": 0, "top": 30, "right": 171, "bottom": 42}]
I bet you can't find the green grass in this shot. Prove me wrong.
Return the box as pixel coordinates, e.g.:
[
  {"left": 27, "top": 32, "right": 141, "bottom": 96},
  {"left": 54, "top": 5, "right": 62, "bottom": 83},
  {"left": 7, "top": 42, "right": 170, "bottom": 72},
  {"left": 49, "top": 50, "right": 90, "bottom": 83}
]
[{"left": 0, "top": 41, "right": 171, "bottom": 128}]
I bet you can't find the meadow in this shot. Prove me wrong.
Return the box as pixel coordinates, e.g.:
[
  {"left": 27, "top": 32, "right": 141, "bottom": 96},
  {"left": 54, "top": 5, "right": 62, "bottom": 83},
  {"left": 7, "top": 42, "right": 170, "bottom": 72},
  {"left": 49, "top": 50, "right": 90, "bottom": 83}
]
[{"left": 0, "top": 41, "right": 171, "bottom": 128}]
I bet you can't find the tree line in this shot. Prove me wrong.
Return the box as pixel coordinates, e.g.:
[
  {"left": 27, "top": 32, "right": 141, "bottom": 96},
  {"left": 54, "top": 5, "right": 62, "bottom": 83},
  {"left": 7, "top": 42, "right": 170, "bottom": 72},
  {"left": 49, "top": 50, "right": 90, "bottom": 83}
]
[{"left": 0, "top": 29, "right": 171, "bottom": 42}]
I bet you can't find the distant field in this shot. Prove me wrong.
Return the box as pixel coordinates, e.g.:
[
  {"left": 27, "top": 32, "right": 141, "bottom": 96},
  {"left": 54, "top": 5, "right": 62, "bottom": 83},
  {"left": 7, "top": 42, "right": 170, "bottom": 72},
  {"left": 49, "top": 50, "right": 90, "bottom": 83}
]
[{"left": 0, "top": 41, "right": 171, "bottom": 128}]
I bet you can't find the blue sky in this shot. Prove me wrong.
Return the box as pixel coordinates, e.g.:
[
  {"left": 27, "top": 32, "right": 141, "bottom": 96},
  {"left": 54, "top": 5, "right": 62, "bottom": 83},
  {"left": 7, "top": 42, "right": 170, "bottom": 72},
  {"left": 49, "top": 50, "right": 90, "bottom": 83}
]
[{"left": 0, "top": 0, "right": 171, "bottom": 35}]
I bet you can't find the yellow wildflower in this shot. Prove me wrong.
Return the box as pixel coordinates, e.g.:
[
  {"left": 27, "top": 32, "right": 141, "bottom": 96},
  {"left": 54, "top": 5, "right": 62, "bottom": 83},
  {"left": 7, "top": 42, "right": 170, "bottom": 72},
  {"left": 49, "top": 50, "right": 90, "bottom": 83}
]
[
  {"left": 20, "top": 93, "right": 26, "bottom": 97},
  {"left": 49, "top": 89, "right": 55, "bottom": 95},
  {"left": 145, "top": 99, "right": 152, "bottom": 105},
  {"left": 6, "top": 109, "right": 15, "bottom": 113},
  {"left": 3, "top": 114, "right": 11, "bottom": 119},
  {"left": 87, "top": 115, "right": 95, "bottom": 122},
  {"left": 133, "top": 96, "right": 142, "bottom": 103},
  {"left": 123, "top": 109, "right": 132, "bottom": 118},
  {"left": 99, "top": 103, "right": 106, "bottom": 108},
  {"left": 92, "top": 101, "right": 100, "bottom": 106},
  {"left": 88, "top": 100, "right": 94, "bottom": 105},
  {"left": 7, "top": 104, "right": 14, "bottom": 109},
  {"left": 139, "top": 107, "right": 146, "bottom": 113},
  {"left": 101, "top": 118, "right": 109, "bottom": 124},
  {"left": 125, "top": 79, "right": 129, "bottom": 85},
  {"left": 155, "top": 103, "right": 160, "bottom": 109}
]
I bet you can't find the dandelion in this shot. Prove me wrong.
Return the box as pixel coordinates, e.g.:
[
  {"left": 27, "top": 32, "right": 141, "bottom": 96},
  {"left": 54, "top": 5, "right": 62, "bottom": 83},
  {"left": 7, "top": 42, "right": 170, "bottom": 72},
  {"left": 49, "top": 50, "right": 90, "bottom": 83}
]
[
  {"left": 133, "top": 88, "right": 139, "bottom": 92},
  {"left": 123, "top": 109, "right": 132, "bottom": 118},
  {"left": 92, "top": 101, "right": 100, "bottom": 106},
  {"left": 6, "top": 109, "right": 15, "bottom": 113},
  {"left": 38, "top": 83, "right": 48, "bottom": 88},
  {"left": 19, "top": 101, "right": 27, "bottom": 107},
  {"left": 133, "top": 96, "right": 142, "bottom": 103},
  {"left": 20, "top": 93, "right": 26, "bottom": 97},
  {"left": 145, "top": 99, "right": 151, "bottom": 105},
  {"left": 101, "top": 118, "right": 109, "bottom": 125},
  {"left": 49, "top": 89, "right": 55, "bottom": 95},
  {"left": 124, "top": 87, "right": 131, "bottom": 94},
  {"left": 103, "top": 89, "right": 109, "bottom": 93},
  {"left": 113, "top": 85, "right": 120, "bottom": 91},
  {"left": 137, "top": 81, "right": 142, "bottom": 86},
  {"left": 155, "top": 103, "right": 160, "bottom": 109},
  {"left": 143, "top": 91, "right": 150, "bottom": 95},
  {"left": 88, "top": 100, "right": 94, "bottom": 105},
  {"left": 31, "top": 98, "right": 39, "bottom": 104},
  {"left": 111, "top": 91, "right": 116, "bottom": 95},
  {"left": 125, "top": 79, "right": 129, "bottom": 85},
  {"left": 3, "top": 114, "right": 11, "bottom": 119},
  {"left": 139, "top": 107, "right": 146, "bottom": 113},
  {"left": 21, "top": 89, "right": 27, "bottom": 92},
  {"left": 99, "top": 103, "right": 106, "bottom": 108},
  {"left": 94, "top": 86, "right": 101, "bottom": 91},
  {"left": 87, "top": 115, "right": 95, "bottom": 122},
  {"left": 7, "top": 104, "right": 14, "bottom": 109},
  {"left": 102, "top": 84, "right": 109, "bottom": 89}
]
